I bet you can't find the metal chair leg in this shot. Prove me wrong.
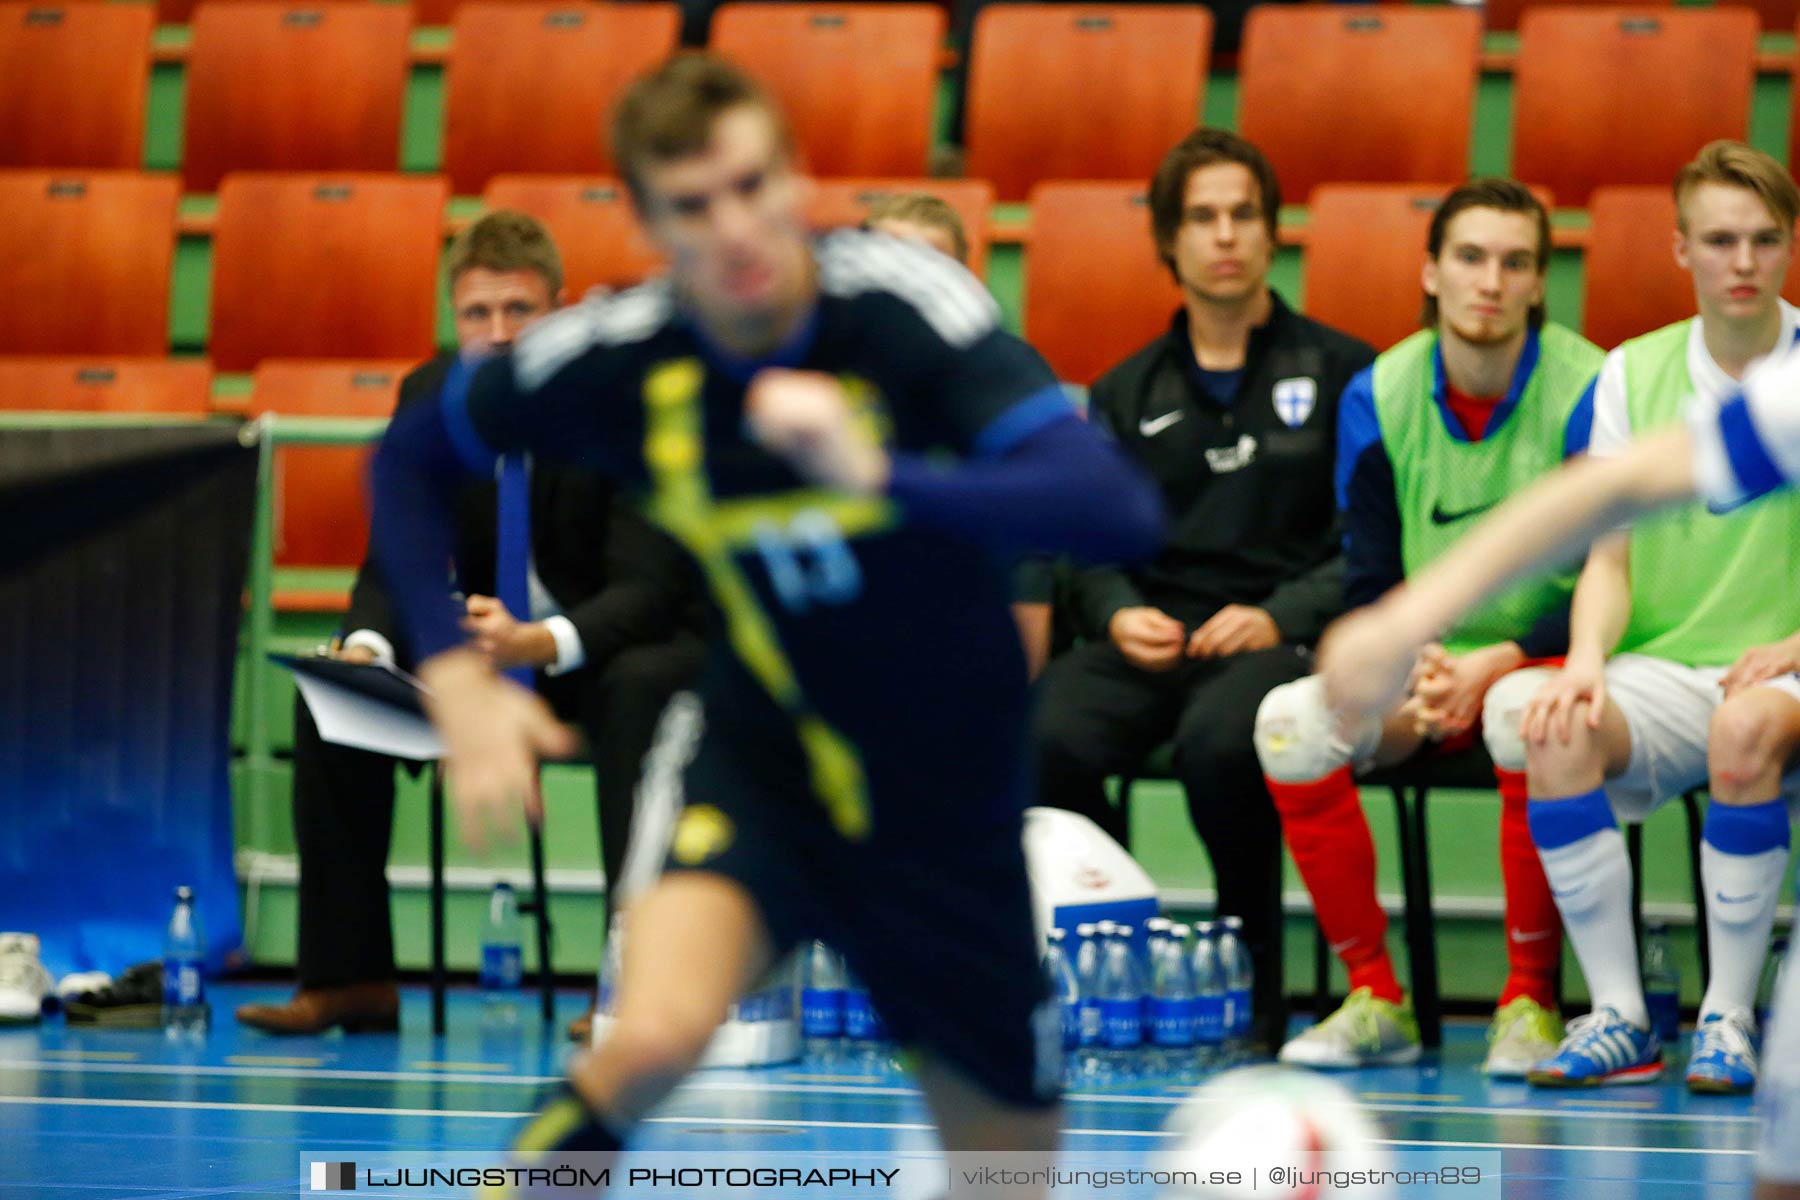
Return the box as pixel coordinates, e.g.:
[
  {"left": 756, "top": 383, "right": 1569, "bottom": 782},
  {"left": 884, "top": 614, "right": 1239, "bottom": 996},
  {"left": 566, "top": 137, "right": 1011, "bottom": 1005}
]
[
  {"left": 1394, "top": 786, "right": 1441, "bottom": 1049},
  {"left": 430, "top": 764, "right": 447, "bottom": 1038},
  {"left": 528, "top": 823, "right": 555, "bottom": 1023},
  {"left": 1626, "top": 822, "right": 1645, "bottom": 954},
  {"left": 1683, "top": 791, "right": 1709, "bottom": 990}
]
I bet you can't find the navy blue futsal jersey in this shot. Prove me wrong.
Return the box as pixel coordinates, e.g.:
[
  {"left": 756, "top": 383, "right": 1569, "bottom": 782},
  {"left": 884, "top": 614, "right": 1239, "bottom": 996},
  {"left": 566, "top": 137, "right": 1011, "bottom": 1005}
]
[{"left": 445, "top": 231, "right": 1078, "bottom": 839}]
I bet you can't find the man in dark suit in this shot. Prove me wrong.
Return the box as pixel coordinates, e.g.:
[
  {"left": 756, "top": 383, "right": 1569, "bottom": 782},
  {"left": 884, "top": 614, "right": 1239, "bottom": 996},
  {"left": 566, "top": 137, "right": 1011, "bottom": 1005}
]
[{"left": 238, "top": 212, "right": 709, "bottom": 1035}]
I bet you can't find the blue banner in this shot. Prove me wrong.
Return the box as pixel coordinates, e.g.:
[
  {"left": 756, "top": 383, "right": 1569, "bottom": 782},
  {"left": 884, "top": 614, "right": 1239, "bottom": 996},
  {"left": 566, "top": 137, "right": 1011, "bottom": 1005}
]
[{"left": 0, "top": 423, "right": 255, "bottom": 979}]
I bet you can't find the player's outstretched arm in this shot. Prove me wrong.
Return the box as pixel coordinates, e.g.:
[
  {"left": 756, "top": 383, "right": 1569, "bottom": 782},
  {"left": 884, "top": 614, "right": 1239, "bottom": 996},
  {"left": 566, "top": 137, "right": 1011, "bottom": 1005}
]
[{"left": 1318, "top": 426, "right": 1698, "bottom": 723}]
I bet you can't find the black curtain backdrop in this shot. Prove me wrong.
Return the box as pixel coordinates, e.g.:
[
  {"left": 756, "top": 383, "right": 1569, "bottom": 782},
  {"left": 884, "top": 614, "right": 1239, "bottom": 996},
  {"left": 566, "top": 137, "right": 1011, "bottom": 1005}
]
[{"left": 0, "top": 423, "right": 256, "bottom": 977}]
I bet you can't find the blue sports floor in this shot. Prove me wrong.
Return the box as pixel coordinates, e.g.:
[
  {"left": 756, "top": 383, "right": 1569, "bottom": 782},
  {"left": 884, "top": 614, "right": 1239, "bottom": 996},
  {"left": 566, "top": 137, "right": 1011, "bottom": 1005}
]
[{"left": 0, "top": 982, "right": 1762, "bottom": 1198}]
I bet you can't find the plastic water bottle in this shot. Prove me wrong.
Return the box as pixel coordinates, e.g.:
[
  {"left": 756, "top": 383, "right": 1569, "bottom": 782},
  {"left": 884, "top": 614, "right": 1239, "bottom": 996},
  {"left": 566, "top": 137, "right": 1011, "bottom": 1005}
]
[
  {"left": 1073, "top": 924, "right": 1104, "bottom": 1082},
  {"left": 1757, "top": 936, "right": 1789, "bottom": 1032},
  {"left": 1043, "top": 929, "right": 1081, "bottom": 1063},
  {"left": 1141, "top": 920, "right": 1171, "bottom": 1032},
  {"left": 480, "top": 882, "right": 523, "bottom": 1027},
  {"left": 799, "top": 940, "right": 846, "bottom": 1065},
  {"left": 596, "top": 914, "right": 624, "bottom": 1019},
  {"left": 1150, "top": 922, "right": 1198, "bottom": 1081},
  {"left": 1191, "top": 921, "right": 1227, "bottom": 1071},
  {"left": 1218, "top": 916, "right": 1255, "bottom": 1064},
  {"left": 1642, "top": 921, "right": 1680, "bottom": 1042},
  {"left": 161, "top": 886, "right": 208, "bottom": 1034},
  {"left": 843, "top": 967, "right": 895, "bottom": 1073},
  {"left": 1097, "top": 924, "right": 1144, "bottom": 1081}
]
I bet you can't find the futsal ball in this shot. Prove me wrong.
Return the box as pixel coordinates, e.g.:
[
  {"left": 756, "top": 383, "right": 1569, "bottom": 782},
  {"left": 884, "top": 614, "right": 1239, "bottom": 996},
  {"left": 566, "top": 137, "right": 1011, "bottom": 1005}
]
[{"left": 1153, "top": 1065, "right": 1394, "bottom": 1200}]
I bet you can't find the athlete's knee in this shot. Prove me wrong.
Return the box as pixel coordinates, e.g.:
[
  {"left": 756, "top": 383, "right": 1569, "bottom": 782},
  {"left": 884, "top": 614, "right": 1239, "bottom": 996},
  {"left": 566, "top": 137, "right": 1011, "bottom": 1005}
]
[
  {"left": 1481, "top": 667, "right": 1556, "bottom": 773},
  {"left": 1709, "top": 691, "right": 1800, "bottom": 800},
  {"left": 599, "top": 1005, "right": 721, "bottom": 1085},
  {"left": 1254, "top": 675, "right": 1360, "bottom": 784}
]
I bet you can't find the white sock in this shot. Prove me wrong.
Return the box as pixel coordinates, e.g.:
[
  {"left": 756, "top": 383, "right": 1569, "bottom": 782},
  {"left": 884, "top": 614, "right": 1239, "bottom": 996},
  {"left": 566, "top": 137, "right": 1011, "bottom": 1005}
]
[
  {"left": 1539, "top": 827, "right": 1648, "bottom": 1029},
  {"left": 1699, "top": 840, "right": 1790, "bottom": 1021}
]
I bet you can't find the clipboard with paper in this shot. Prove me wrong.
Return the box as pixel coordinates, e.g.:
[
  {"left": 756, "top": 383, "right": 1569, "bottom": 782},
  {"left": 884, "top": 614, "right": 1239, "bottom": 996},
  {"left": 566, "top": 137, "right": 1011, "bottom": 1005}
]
[{"left": 270, "top": 652, "right": 444, "bottom": 760}]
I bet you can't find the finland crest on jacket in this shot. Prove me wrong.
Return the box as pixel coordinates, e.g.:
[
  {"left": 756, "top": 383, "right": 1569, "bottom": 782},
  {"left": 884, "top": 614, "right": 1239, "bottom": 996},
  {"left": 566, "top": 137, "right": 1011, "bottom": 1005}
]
[{"left": 1272, "top": 376, "right": 1317, "bottom": 428}]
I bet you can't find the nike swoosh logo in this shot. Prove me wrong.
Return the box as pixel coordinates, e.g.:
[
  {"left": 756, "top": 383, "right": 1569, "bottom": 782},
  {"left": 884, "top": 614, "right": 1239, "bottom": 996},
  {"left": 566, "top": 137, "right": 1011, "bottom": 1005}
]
[
  {"left": 1138, "top": 410, "right": 1185, "bottom": 437},
  {"left": 1510, "top": 929, "right": 1556, "bottom": 943},
  {"left": 1430, "top": 500, "right": 1499, "bottom": 526},
  {"left": 1716, "top": 892, "right": 1760, "bottom": 905},
  {"left": 1327, "top": 938, "right": 1359, "bottom": 954}
]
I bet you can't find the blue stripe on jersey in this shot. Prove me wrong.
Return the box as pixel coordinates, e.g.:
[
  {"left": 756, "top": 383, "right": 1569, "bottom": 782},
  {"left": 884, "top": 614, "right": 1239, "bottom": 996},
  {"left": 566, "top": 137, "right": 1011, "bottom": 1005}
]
[
  {"left": 441, "top": 354, "right": 498, "bottom": 472},
  {"left": 1717, "top": 390, "right": 1786, "bottom": 503},
  {"left": 1334, "top": 366, "right": 1382, "bottom": 512},
  {"left": 972, "top": 384, "right": 1079, "bottom": 459},
  {"left": 1564, "top": 375, "right": 1596, "bottom": 458}
]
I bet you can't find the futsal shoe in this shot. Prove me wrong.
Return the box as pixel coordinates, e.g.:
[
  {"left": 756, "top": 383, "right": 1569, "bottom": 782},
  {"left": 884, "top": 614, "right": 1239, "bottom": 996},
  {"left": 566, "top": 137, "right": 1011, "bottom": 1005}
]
[
  {"left": 236, "top": 982, "right": 399, "bottom": 1035},
  {"left": 1527, "top": 1005, "right": 1662, "bottom": 1087},
  {"left": 1277, "top": 987, "right": 1422, "bottom": 1068},
  {"left": 0, "top": 933, "right": 53, "bottom": 1024},
  {"left": 1686, "top": 1008, "right": 1758, "bottom": 1095},
  {"left": 479, "top": 1083, "right": 624, "bottom": 1199},
  {"left": 1482, "top": 996, "right": 1564, "bottom": 1078}
]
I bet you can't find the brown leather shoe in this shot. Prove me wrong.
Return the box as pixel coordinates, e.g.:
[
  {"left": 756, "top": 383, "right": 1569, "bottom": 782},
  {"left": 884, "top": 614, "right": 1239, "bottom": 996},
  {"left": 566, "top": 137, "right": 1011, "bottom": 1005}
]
[
  {"left": 566, "top": 1007, "right": 595, "bottom": 1044},
  {"left": 236, "top": 982, "right": 400, "bottom": 1035}
]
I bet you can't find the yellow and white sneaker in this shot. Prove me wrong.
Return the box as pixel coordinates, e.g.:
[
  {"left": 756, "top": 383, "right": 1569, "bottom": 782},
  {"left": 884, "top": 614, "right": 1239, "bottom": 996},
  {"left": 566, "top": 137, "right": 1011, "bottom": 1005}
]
[
  {"left": 1483, "top": 996, "right": 1564, "bottom": 1078},
  {"left": 1278, "top": 987, "right": 1422, "bottom": 1068}
]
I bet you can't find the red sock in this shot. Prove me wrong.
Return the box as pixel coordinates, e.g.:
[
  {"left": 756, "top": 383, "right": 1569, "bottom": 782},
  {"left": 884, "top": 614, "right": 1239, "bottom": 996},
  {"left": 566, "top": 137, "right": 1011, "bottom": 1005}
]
[
  {"left": 1268, "top": 766, "right": 1401, "bottom": 1004},
  {"left": 1496, "top": 768, "right": 1560, "bottom": 1008}
]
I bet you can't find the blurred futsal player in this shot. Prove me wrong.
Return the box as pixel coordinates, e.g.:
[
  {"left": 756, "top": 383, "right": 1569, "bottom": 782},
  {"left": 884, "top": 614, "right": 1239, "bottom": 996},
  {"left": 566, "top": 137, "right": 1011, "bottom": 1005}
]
[{"left": 367, "top": 54, "right": 1163, "bottom": 1198}]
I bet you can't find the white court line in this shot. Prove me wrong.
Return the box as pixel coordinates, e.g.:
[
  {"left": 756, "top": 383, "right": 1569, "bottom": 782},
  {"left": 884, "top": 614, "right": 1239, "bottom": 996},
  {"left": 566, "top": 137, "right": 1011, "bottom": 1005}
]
[
  {"left": 0, "top": 1095, "right": 1758, "bottom": 1157},
  {"left": 0, "top": 1060, "right": 1761, "bottom": 1127}
]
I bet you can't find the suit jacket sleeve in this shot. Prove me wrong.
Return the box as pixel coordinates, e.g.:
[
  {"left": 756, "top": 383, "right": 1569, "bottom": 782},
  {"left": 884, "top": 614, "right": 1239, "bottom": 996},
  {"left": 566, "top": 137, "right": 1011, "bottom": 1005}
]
[
  {"left": 558, "top": 504, "right": 704, "bottom": 671},
  {"left": 343, "top": 353, "right": 457, "bottom": 653}
]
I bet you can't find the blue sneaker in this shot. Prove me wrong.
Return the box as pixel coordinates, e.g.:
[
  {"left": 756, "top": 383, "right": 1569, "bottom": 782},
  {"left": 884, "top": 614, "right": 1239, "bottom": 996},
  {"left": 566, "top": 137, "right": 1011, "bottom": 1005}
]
[
  {"left": 1686, "top": 1008, "right": 1758, "bottom": 1095},
  {"left": 1527, "top": 1005, "right": 1663, "bottom": 1087}
]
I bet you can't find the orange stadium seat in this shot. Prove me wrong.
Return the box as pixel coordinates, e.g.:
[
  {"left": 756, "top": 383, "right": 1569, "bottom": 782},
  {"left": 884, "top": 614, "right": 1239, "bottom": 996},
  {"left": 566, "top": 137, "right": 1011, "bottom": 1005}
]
[
  {"left": 210, "top": 173, "right": 448, "bottom": 371},
  {"left": 1024, "top": 182, "right": 1182, "bottom": 386},
  {"left": 1239, "top": 6, "right": 1479, "bottom": 205},
  {"left": 0, "top": 171, "right": 177, "bottom": 355},
  {"left": 443, "top": 3, "right": 681, "bottom": 195},
  {"left": 481, "top": 176, "right": 665, "bottom": 296},
  {"left": 1479, "top": 0, "right": 1673, "bottom": 34},
  {"left": 0, "top": 357, "right": 212, "bottom": 414},
  {"left": 710, "top": 3, "right": 945, "bottom": 177},
  {"left": 807, "top": 178, "right": 995, "bottom": 276},
  {"left": 247, "top": 359, "right": 416, "bottom": 567},
  {"left": 1583, "top": 186, "right": 1800, "bottom": 350},
  {"left": 0, "top": 4, "right": 152, "bottom": 170},
  {"left": 964, "top": 5, "right": 1211, "bottom": 203},
  {"left": 1513, "top": 8, "right": 1757, "bottom": 208},
  {"left": 183, "top": 3, "right": 413, "bottom": 193},
  {"left": 1302, "top": 185, "right": 1450, "bottom": 354},
  {"left": 1303, "top": 182, "right": 1554, "bottom": 352}
]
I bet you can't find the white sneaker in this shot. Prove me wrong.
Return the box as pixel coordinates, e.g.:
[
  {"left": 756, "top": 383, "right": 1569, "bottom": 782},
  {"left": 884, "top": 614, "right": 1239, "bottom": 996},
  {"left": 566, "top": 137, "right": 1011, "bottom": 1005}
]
[
  {"left": 0, "top": 933, "right": 53, "bottom": 1024},
  {"left": 1483, "top": 996, "right": 1564, "bottom": 1078}
]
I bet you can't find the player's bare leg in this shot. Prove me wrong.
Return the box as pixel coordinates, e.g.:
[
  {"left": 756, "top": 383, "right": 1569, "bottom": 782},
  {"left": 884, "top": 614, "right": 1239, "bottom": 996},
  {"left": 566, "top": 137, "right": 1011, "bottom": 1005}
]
[
  {"left": 913, "top": 1052, "right": 1061, "bottom": 1200},
  {"left": 572, "top": 871, "right": 772, "bottom": 1117},
  {"left": 505, "top": 871, "right": 771, "bottom": 1195}
]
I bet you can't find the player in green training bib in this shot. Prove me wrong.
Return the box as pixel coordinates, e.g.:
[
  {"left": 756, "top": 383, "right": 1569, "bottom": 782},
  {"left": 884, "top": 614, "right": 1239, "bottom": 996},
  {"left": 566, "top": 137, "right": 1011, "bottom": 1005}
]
[
  {"left": 1479, "top": 142, "right": 1800, "bottom": 1093},
  {"left": 1254, "top": 180, "right": 1602, "bottom": 1076}
]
